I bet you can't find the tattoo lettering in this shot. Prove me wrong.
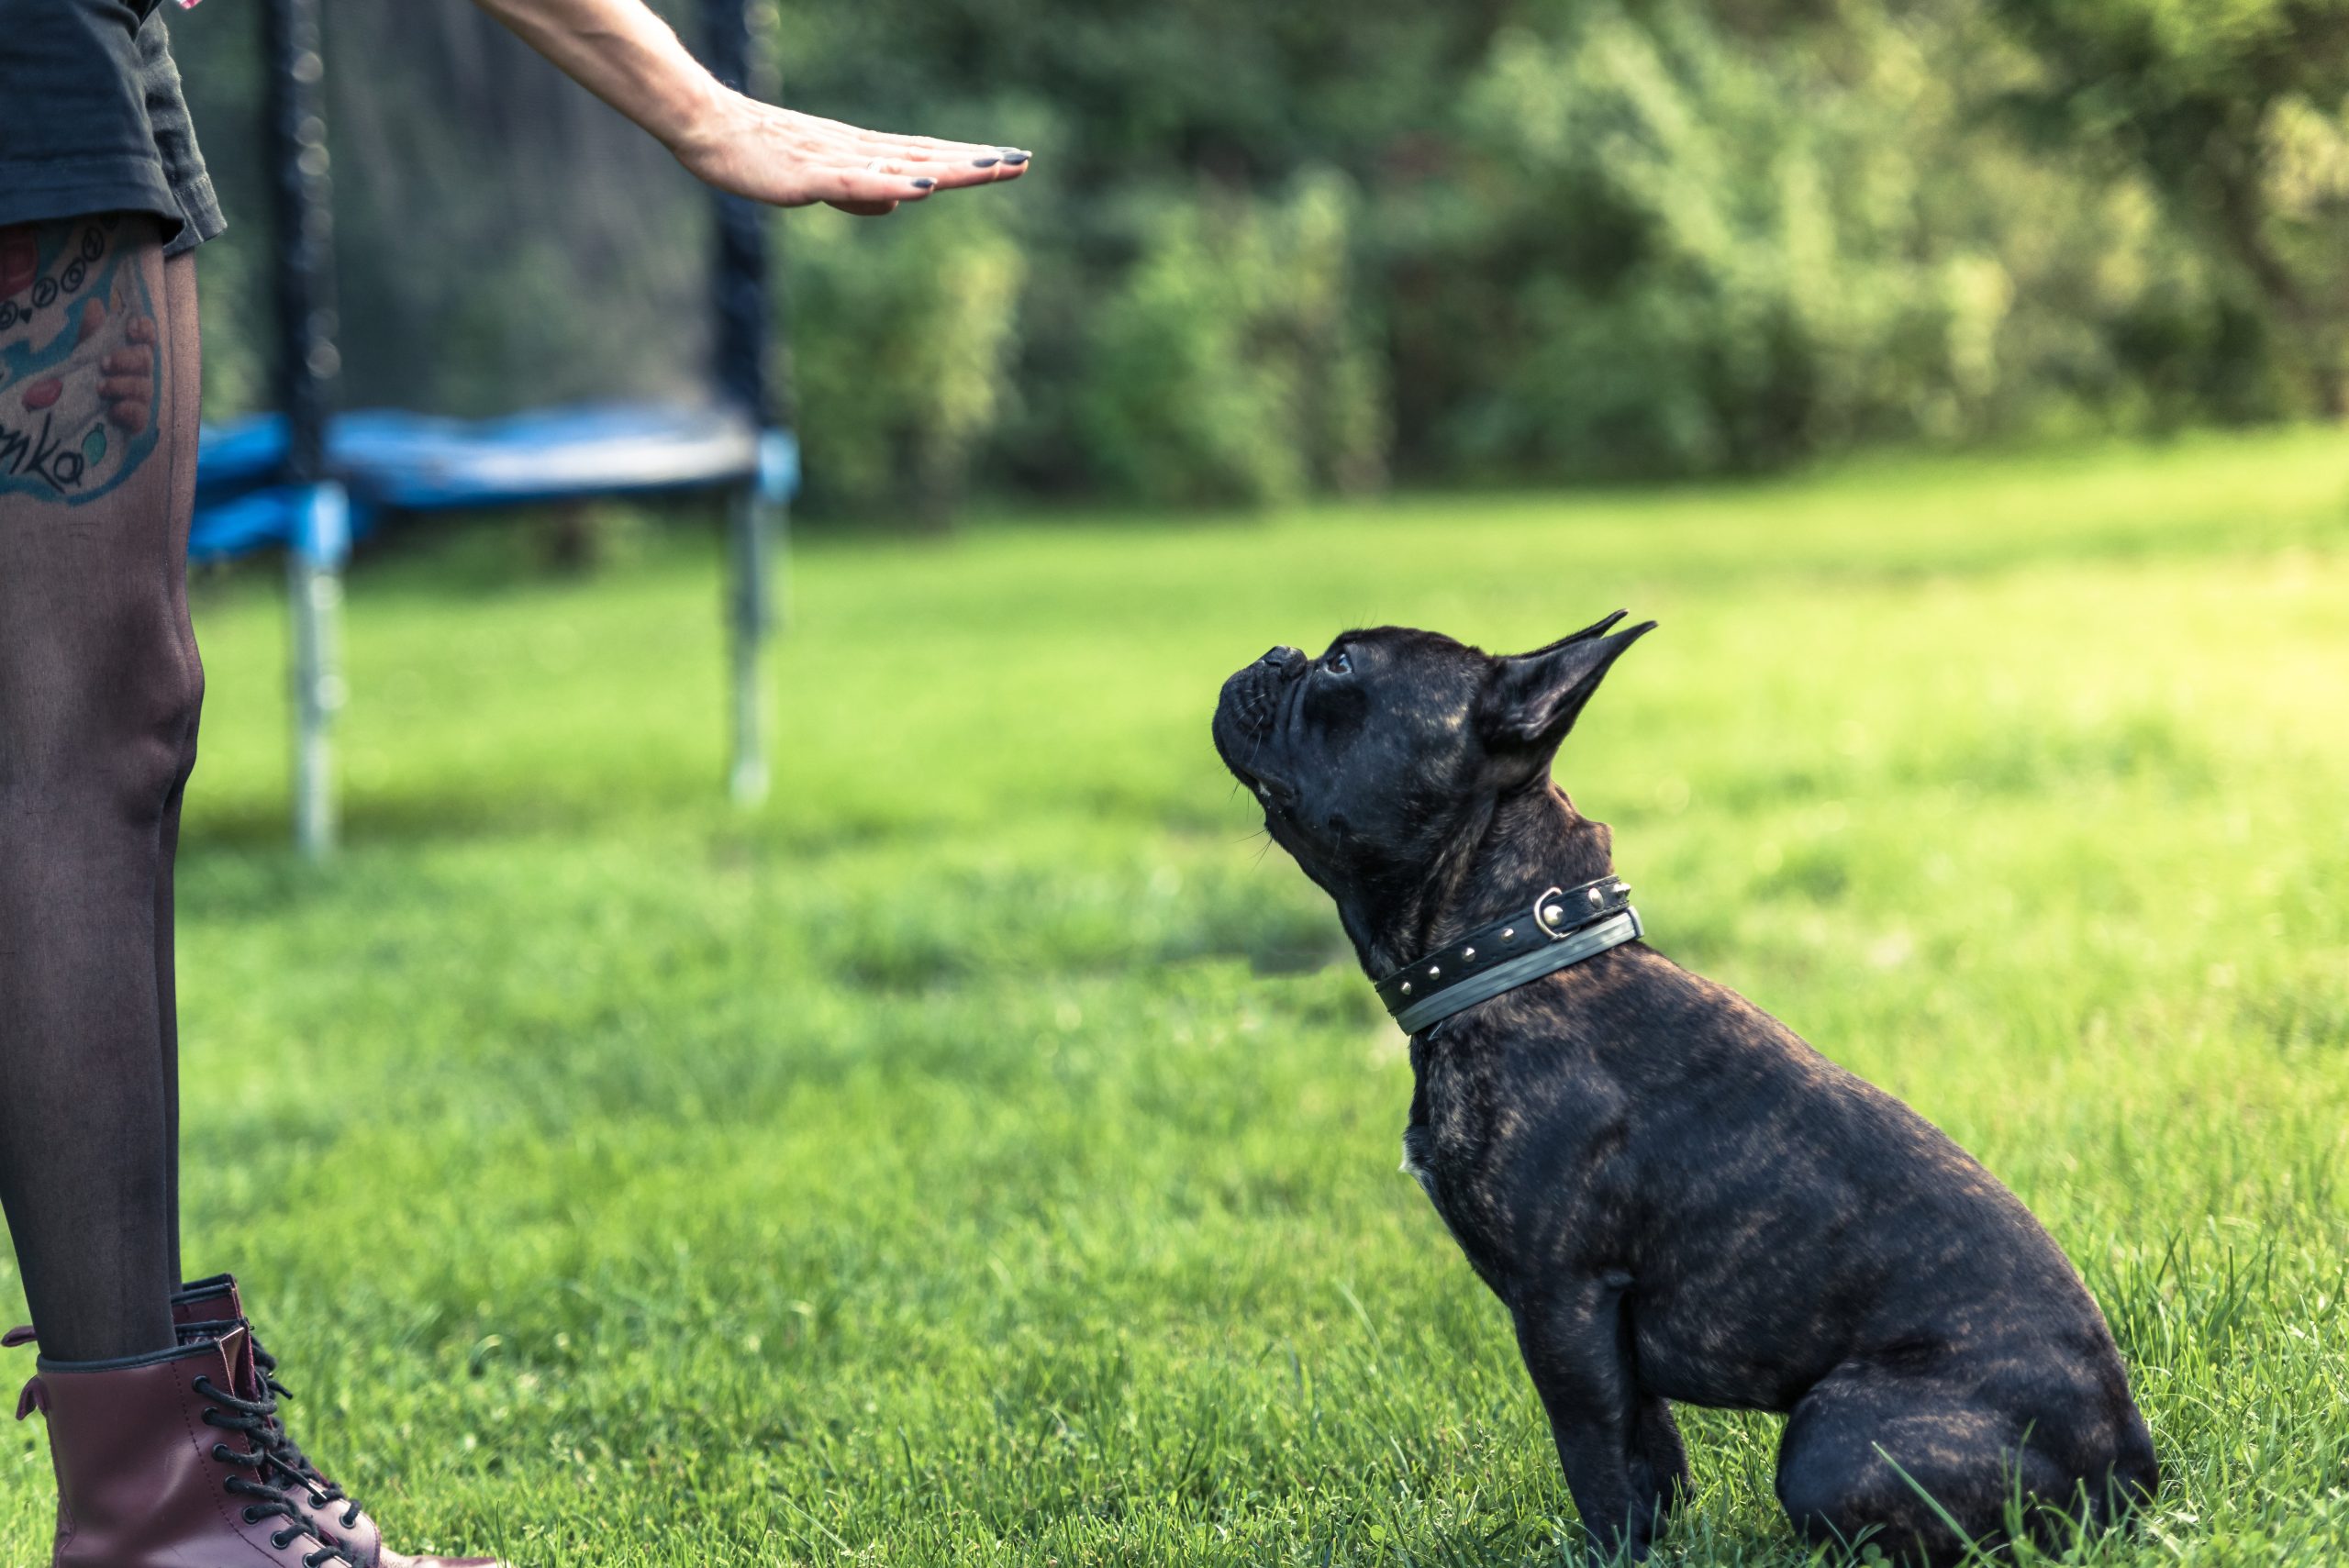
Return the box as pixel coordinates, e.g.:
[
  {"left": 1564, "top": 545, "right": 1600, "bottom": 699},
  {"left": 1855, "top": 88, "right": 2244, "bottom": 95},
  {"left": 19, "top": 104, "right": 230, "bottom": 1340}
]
[{"left": 0, "top": 218, "right": 161, "bottom": 504}]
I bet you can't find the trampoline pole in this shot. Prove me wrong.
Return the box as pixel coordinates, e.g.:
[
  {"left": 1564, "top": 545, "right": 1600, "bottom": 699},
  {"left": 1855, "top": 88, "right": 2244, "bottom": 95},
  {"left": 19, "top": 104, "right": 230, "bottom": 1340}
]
[
  {"left": 727, "top": 482, "right": 774, "bottom": 806},
  {"left": 265, "top": 0, "right": 343, "bottom": 856},
  {"left": 289, "top": 485, "right": 351, "bottom": 859},
  {"left": 290, "top": 554, "right": 335, "bottom": 856},
  {"left": 706, "top": 0, "right": 780, "bottom": 808}
]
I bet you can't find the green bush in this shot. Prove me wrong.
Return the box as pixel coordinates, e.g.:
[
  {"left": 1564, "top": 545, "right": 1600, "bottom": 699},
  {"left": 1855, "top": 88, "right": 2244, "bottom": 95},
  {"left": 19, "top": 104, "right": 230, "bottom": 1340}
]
[
  {"left": 1381, "top": 0, "right": 2266, "bottom": 480},
  {"left": 788, "top": 202, "right": 1027, "bottom": 521},
  {"left": 1073, "top": 174, "right": 1385, "bottom": 508}
]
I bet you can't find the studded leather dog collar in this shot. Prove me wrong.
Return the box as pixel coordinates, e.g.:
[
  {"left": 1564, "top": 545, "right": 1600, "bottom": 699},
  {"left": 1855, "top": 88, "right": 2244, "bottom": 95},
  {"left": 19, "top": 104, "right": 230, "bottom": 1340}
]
[{"left": 1375, "top": 874, "right": 1642, "bottom": 1034}]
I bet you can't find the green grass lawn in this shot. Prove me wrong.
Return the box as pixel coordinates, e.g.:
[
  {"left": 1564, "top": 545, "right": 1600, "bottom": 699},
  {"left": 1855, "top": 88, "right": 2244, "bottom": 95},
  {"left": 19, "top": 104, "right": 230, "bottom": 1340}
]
[{"left": 6, "top": 430, "right": 2347, "bottom": 1564}]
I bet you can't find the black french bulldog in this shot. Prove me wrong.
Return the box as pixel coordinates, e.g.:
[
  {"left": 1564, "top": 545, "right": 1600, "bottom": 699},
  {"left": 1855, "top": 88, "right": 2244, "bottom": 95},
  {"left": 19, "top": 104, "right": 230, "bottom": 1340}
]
[{"left": 1211, "top": 617, "right": 2156, "bottom": 1564}]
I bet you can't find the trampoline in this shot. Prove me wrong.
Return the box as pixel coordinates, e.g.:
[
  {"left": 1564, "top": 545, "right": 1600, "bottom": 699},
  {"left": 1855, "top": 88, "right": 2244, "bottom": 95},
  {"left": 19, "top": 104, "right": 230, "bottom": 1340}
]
[{"left": 200, "top": 0, "right": 794, "bottom": 855}]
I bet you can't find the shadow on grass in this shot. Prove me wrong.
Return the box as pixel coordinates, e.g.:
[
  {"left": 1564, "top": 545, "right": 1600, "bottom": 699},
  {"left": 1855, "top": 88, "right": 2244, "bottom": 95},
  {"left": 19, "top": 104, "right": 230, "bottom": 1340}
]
[
  {"left": 184, "top": 788, "right": 653, "bottom": 854},
  {"left": 187, "top": 781, "right": 1243, "bottom": 862}
]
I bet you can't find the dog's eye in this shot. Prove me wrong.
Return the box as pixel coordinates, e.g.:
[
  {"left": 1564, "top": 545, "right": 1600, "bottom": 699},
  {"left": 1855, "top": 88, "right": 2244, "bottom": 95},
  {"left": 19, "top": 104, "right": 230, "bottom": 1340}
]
[{"left": 1324, "top": 650, "right": 1353, "bottom": 675}]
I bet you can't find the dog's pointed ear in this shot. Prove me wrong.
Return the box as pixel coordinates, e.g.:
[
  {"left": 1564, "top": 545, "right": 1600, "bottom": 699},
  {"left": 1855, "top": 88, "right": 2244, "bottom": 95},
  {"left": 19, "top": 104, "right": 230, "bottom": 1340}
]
[{"left": 1479, "top": 613, "right": 1654, "bottom": 765}]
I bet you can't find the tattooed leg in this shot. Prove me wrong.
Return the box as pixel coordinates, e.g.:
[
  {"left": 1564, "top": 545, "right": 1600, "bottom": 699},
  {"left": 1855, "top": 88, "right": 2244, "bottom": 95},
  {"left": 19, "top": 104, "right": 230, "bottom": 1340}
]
[
  {"left": 0, "top": 215, "right": 199, "bottom": 1361},
  {"left": 0, "top": 216, "right": 161, "bottom": 501}
]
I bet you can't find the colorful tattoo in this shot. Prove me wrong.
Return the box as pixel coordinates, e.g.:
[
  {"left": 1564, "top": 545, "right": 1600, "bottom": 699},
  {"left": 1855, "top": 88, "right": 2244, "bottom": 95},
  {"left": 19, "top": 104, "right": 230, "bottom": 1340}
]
[{"left": 0, "top": 217, "right": 162, "bottom": 505}]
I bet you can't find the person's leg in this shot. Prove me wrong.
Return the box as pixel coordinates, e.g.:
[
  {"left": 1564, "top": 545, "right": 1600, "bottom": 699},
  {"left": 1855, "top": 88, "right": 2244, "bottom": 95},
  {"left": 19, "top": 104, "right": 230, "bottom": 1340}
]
[
  {"left": 151, "top": 246, "right": 201, "bottom": 1291},
  {"left": 3, "top": 221, "right": 501, "bottom": 1564},
  {"left": 0, "top": 212, "right": 200, "bottom": 1362}
]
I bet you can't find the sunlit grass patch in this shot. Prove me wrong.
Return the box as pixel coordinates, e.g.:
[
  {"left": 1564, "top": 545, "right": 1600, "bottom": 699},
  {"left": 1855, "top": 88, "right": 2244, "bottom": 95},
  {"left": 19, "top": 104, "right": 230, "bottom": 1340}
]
[{"left": 4, "top": 430, "right": 2344, "bottom": 1564}]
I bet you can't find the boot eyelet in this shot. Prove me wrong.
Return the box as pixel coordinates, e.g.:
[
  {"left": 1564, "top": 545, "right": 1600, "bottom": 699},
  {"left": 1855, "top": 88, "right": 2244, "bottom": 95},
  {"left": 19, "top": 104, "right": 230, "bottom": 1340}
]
[
  {"left": 242, "top": 1506, "right": 264, "bottom": 1523},
  {"left": 213, "top": 1442, "right": 236, "bottom": 1462},
  {"left": 271, "top": 1529, "right": 296, "bottom": 1549}
]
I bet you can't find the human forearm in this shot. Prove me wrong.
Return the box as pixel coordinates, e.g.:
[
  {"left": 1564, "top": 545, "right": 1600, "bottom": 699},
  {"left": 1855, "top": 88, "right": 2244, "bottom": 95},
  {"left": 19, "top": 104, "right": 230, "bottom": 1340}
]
[{"left": 468, "top": 0, "right": 723, "bottom": 154}]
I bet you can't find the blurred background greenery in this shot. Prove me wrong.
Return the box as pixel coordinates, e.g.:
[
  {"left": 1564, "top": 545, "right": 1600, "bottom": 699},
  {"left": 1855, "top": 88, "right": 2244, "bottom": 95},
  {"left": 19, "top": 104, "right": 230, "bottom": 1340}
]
[{"left": 165, "top": 0, "right": 2349, "bottom": 524}]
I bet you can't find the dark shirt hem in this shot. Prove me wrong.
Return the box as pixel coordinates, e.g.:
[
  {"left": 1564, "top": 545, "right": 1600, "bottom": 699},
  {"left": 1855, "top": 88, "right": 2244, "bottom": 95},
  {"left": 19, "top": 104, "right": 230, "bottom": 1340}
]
[{"left": 0, "top": 155, "right": 221, "bottom": 257}]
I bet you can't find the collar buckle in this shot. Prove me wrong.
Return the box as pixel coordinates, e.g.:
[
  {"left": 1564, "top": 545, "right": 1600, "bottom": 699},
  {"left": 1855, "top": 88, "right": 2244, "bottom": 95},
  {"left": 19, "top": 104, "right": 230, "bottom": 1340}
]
[{"left": 1535, "top": 877, "right": 1631, "bottom": 937}]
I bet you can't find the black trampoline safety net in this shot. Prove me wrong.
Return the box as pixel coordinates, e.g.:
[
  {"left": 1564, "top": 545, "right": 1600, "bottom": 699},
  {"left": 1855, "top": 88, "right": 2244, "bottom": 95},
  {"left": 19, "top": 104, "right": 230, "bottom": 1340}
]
[{"left": 174, "top": 0, "right": 763, "bottom": 422}]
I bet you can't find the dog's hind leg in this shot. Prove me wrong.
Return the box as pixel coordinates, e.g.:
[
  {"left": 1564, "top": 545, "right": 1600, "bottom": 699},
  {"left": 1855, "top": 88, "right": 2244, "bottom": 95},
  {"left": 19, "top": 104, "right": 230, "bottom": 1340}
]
[
  {"left": 1776, "top": 1370, "right": 2108, "bottom": 1567},
  {"left": 2017, "top": 1388, "right": 2158, "bottom": 1554},
  {"left": 1776, "top": 1358, "right": 2158, "bottom": 1565},
  {"left": 1774, "top": 1379, "right": 2004, "bottom": 1567}
]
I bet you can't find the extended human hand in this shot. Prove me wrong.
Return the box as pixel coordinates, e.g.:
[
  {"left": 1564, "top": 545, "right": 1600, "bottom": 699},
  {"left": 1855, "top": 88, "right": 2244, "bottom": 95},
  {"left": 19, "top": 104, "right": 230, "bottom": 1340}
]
[{"left": 672, "top": 93, "right": 1029, "bottom": 216}]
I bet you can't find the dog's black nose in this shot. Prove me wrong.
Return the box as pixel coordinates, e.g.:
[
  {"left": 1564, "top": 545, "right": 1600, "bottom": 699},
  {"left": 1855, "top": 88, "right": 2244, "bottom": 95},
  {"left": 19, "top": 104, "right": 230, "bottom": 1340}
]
[{"left": 1261, "top": 645, "right": 1307, "bottom": 674}]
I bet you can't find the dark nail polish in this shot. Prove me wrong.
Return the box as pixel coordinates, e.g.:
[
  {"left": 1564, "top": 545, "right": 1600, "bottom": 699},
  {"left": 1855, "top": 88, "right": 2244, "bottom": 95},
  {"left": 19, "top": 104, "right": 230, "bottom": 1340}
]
[
  {"left": 972, "top": 156, "right": 1001, "bottom": 168},
  {"left": 911, "top": 177, "right": 937, "bottom": 189},
  {"left": 1000, "top": 150, "right": 1031, "bottom": 165}
]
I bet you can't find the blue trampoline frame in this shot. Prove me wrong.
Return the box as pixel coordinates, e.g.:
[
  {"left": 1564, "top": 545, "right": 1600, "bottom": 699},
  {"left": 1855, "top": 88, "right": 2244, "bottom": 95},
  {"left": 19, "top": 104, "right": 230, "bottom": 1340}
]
[{"left": 194, "top": 406, "right": 797, "bottom": 563}]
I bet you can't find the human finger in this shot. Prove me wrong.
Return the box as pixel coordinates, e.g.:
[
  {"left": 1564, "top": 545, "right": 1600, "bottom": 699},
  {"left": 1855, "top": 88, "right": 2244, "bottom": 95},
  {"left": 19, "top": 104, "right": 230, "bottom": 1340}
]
[
  {"left": 848, "top": 135, "right": 1031, "bottom": 179},
  {"left": 854, "top": 155, "right": 1020, "bottom": 193},
  {"left": 805, "top": 162, "right": 938, "bottom": 209}
]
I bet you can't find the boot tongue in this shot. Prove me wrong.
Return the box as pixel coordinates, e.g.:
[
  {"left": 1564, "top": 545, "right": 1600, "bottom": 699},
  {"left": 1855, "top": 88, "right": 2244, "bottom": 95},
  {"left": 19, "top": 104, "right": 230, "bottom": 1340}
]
[{"left": 210, "top": 1323, "right": 264, "bottom": 1401}]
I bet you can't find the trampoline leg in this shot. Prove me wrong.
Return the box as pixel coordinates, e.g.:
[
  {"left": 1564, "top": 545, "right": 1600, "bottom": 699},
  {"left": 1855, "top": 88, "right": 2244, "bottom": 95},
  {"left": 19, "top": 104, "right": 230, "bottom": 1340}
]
[
  {"left": 288, "top": 484, "right": 350, "bottom": 858},
  {"left": 726, "top": 481, "right": 781, "bottom": 806}
]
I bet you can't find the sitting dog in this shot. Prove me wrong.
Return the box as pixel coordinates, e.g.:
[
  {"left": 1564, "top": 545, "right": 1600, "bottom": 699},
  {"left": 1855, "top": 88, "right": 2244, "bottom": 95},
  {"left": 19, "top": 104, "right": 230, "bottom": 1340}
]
[{"left": 1211, "top": 616, "right": 2155, "bottom": 1563}]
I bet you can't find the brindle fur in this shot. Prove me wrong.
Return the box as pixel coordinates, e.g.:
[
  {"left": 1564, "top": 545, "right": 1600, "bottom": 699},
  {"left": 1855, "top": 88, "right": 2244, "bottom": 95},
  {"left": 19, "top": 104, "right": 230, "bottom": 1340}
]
[{"left": 1211, "top": 617, "right": 2155, "bottom": 1564}]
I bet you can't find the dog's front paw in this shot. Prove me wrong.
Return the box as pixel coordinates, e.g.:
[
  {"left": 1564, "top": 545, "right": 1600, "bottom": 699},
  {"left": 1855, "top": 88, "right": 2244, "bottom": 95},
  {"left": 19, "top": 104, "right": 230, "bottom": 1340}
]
[
  {"left": 1625, "top": 1397, "right": 1691, "bottom": 1523},
  {"left": 1576, "top": 1515, "right": 1659, "bottom": 1567}
]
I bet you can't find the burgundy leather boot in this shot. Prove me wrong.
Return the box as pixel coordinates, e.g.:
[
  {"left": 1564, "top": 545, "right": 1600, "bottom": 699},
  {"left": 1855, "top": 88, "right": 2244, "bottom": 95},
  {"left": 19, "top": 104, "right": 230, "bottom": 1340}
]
[
  {"left": 15, "top": 1326, "right": 363, "bottom": 1567},
  {"left": 9, "top": 1276, "right": 504, "bottom": 1568},
  {"left": 180, "top": 1273, "right": 505, "bottom": 1568},
  {"left": 172, "top": 1275, "right": 383, "bottom": 1555}
]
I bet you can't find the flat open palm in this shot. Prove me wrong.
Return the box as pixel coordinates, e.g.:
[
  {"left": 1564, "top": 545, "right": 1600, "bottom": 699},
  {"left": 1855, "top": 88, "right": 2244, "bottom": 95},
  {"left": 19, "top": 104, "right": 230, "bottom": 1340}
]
[{"left": 674, "top": 99, "right": 1029, "bottom": 216}]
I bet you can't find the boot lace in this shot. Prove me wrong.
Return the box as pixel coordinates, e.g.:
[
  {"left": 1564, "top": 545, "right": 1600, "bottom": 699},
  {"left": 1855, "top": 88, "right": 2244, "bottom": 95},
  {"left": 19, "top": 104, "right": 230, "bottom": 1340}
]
[
  {"left": 249, "top": 1340, "right": 365, "bottom": 1529},
  {"left": 194, "top": 1374, "right": 362, "bottom": 1566}
]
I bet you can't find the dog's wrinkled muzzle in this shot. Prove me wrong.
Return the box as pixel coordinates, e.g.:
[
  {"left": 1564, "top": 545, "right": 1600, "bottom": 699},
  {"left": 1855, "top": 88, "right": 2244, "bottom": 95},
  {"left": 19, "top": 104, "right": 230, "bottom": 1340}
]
[{"left": 1219, "top": 645, "right": 1305, "bottom": 741}]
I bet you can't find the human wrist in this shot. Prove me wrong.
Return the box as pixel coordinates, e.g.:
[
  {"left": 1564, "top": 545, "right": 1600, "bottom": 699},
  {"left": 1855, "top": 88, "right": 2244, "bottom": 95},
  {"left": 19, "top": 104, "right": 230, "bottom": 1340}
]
[{"left": 658, "top": 75, "right": 746, "bottom": 165}]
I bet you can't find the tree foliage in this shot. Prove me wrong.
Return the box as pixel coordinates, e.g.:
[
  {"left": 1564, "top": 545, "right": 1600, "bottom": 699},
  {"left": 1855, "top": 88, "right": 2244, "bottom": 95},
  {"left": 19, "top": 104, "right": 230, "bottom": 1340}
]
[
  {"left": 167, "top": 0, "right": 2343, "bottom": 518},
  {"left": 1992, "top": 0, "right": 2349, "bottom": 409}
]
